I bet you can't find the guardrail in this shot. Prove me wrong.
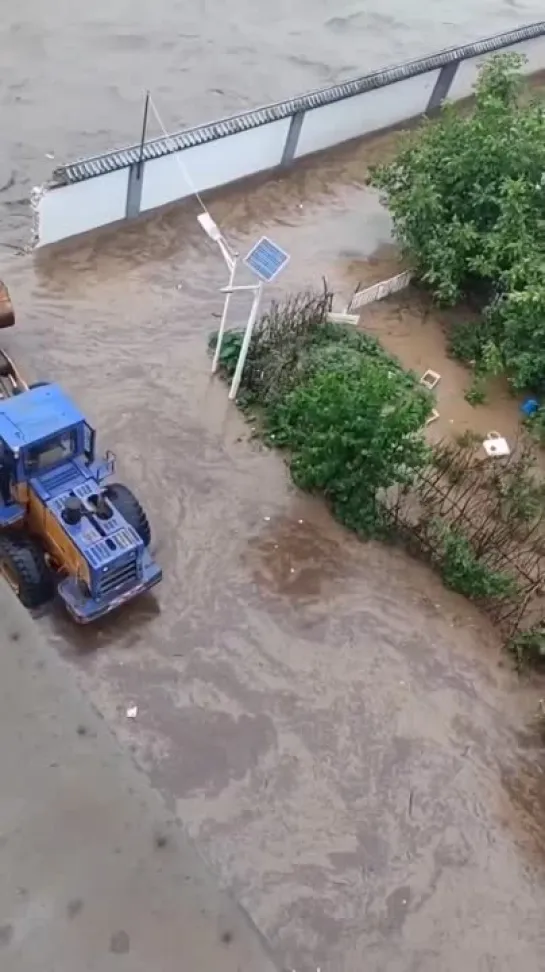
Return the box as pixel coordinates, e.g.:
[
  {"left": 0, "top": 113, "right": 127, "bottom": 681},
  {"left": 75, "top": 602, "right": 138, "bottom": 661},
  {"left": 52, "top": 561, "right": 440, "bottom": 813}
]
[{"left": 32, "top": 21, "right": 545, "bottom": 247}]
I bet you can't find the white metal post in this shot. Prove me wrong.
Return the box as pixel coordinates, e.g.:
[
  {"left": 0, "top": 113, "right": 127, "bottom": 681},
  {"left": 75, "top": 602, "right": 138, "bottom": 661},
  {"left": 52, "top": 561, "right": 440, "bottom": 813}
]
[
  {"left": 228, "top": 283, "right": 263, "bottom": 401},
  {"left": 211, "top": 255, "right": 238, "bottom": 374}
]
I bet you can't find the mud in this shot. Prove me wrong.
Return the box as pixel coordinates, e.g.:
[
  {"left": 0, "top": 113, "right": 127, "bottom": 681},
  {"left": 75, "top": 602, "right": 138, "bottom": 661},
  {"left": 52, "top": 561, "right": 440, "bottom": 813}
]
[{"left": 0, "top": 122, "right": 543, "bottom": 969}]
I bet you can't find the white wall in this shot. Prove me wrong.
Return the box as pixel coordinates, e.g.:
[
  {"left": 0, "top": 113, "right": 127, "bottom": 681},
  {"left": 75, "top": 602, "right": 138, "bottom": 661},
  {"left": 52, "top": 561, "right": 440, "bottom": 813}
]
[
  {"left": 448, "top": 35, "right": 545, "bottom": 102},
  {"left": 140, "top": 118, "right": 291, "bottom": 212},
  {"left": 36, "top": 168, "right": 129, "bottom": 246},
  {"left": 34, "top": 27, "right": 545, "bottom": 247},
  {"left": 295, "top": 71, "right": 440, "bottom": 158}
]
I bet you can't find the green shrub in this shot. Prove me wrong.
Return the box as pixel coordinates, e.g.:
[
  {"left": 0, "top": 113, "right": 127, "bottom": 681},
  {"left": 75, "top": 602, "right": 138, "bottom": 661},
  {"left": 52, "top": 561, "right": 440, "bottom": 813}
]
[
  {"left": 368, "top": 54, "right": 545, "bottom": 391},
  {"left": 429, "top": 519, "right": 519, "bottom": 602},
  {"left": 210, "top": 290, "right": 432, "bottom": 536},
  {"left": 464, "top": 374, "right": 487, "bottom": 406},
  {"left": 265, "top": 345, "right": 432, "bottom": 535},
  {"left": 448, "top": 321, "right": 483, "bottom": 364},
  {"left": 508, "top": 626, "right": 545, "bottom": 670}
]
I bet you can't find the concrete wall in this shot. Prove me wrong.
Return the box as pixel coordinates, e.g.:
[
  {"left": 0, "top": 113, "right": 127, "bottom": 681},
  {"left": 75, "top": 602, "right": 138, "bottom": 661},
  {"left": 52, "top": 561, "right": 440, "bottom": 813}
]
[
  {"left": 140, "top": 118, "right": 292, "bottom": 213},
  {"left": 294, "top": 71, "right": 440, "bottom": 159},
  {"left": 33, "top": 23, "right": 545, "bottom": 247}
]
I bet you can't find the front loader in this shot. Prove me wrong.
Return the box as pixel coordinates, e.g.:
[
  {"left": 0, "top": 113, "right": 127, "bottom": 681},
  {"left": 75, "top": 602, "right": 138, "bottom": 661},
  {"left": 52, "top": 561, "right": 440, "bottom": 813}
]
[{"left": 0, "top": 280, "right": 162, "bottom": 622}]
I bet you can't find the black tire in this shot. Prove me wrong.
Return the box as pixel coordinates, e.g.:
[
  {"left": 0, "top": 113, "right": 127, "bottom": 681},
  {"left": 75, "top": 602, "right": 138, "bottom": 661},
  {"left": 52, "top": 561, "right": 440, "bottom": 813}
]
[
  {"left": 106, "top": 483, "right": 151, "bottom": 547},
  {"left": 0, "top": 536, "right": 54, "bottom": 608}
]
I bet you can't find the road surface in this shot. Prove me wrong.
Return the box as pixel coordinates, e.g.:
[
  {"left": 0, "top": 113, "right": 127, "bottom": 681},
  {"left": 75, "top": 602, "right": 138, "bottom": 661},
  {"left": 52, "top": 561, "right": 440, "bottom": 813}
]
[{"left": 0, "top": 583, "right": 277, "bottom": 972}]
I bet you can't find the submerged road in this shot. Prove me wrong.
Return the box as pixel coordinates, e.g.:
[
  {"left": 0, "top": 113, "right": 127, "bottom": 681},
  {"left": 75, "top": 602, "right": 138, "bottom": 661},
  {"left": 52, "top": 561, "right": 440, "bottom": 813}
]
[
  {"left": 1, "top": 5, "right": 545, "bottom": 969},
  {"left": 0, "top": 584, "right": 276, "bottom": 972},
  {"left": 0, "top": 130, "right": 544, "bottom": 968}
]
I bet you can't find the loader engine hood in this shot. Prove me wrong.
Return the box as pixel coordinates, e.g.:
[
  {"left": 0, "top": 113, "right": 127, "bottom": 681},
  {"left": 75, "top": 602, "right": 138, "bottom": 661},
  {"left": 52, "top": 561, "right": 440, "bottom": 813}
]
[{"left": 32, "top": 463, "right": 143, "bottom": 598}]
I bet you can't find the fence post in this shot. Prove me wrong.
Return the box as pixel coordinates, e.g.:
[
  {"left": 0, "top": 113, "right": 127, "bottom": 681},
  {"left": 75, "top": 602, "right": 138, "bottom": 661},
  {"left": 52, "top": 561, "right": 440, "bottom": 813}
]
[
  {"left": 281, "top": 110, "right": 305, "bottom": 166},
  {"left": 426, "top": 61, "right": 459, "bottom": 115},
  {"left": 125, "top": 91, "right": 150, "bottom": 219}
]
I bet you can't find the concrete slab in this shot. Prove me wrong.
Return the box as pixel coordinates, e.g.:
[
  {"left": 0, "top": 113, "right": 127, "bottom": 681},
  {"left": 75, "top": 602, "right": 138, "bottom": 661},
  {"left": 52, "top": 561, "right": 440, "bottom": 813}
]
[{"left": 0, "top": 585, "right": 277, "bottom": 972}]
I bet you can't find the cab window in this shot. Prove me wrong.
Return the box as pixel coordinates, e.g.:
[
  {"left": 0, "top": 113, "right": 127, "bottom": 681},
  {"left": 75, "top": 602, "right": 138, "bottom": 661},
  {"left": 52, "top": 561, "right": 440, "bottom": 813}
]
[{"left": 26, "top": 430, "right": 76, "bottom": 472}]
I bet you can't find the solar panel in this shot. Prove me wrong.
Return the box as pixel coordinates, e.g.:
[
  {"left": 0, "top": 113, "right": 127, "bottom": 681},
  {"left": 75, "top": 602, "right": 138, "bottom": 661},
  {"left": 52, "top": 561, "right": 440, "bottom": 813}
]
[{"left": 243, "top": 236, "right": 290, "bottom": 283}]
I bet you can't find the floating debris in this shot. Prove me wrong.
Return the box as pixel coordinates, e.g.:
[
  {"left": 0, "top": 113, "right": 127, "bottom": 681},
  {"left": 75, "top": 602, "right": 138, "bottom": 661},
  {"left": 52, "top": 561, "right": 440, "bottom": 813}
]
[
  {"left": 483, "top": 431, "right": 510, "bottom": 458},
  {"left": 420, "top": 369, "right": 441, "bottom": 391}
]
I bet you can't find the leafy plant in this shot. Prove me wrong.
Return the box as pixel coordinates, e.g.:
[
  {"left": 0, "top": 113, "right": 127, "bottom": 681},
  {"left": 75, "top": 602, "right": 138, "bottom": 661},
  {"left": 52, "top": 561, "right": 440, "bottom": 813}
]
[
  {"left": 209, "top": 329, "right": 243, "bottom": 372},
  {"left": 265, "top": 345, "right": 432, "bottom": 534},
  {"left": 368, "top": 54, "right": 545, "bottom": 391},
  {"left": 464, "top": 374, "right": 487, "bottom": 406},
  {"left": 508, "top": 626, "right": 545, "bottom": 671},
  {"left": 448, "top": 320, "right": 483, "bottom": 364},
  {"left": 429, "top": 519, "right": 519, "bottom": 602}
]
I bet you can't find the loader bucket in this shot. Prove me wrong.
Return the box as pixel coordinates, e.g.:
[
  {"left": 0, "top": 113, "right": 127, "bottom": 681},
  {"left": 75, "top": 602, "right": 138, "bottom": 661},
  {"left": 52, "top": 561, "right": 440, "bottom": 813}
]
[{"left": 0, "top": 281, "right": 14, "bottom": 329}]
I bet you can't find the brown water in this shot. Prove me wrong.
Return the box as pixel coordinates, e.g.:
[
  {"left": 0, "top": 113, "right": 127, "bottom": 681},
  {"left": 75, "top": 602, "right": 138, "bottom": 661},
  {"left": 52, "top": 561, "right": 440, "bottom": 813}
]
[
  {"left": 3, "top": 6, "right": 545, "bottom": 967},
  {"left": 361, "top": 280, "right": 528, "bottom": 447},
  {"left": 1, "top": 126, "right": 544, "bottom": 970}
]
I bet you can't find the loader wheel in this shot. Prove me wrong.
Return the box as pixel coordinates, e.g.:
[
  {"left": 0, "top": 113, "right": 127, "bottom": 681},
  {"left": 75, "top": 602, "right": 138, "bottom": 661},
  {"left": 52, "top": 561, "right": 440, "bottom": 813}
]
[
  {"left": 106, "top": 483, "right": 151, "bottom": 547},
  {"left": 0, "top": 536, "right": 54, "bottom": 608}
]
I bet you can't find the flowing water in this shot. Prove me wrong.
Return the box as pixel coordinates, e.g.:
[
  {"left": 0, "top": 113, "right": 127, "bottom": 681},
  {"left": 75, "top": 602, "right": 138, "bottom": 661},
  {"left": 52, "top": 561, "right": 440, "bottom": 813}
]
[{"left": 2, "top": 4, "right": 545, "bottom": 970}]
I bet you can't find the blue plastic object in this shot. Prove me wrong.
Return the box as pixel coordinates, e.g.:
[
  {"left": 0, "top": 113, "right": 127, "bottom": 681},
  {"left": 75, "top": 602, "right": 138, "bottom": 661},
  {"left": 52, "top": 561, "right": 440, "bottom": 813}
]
[{"left": 521, "top": 397, "right": 539, "bottom": 417}]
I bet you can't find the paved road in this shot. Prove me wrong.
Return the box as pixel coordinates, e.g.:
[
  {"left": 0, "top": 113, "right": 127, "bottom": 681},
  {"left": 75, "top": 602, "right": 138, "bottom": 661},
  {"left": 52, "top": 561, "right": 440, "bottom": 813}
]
[{"left": 0, "top": 584, "right": 276, "bottom": 972}]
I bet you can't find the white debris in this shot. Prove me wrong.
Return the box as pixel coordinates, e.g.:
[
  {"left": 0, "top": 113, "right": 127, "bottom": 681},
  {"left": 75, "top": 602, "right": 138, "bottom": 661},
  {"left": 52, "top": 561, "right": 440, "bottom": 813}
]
[
  {"left": 126, "top": 706, "right": 138, "bottom": 719},
  {"left": 29, "top": 184, "right": 46, "bottom": 249},
  {"left": 483, "top": 432, "right": 510, "bottom": 457},
  {"left": 425, "top": 408, "right": 440, "bottom": 427},
  {"left": 326, "top": 311, "right": 359, "bottom": 326},
  {"left": 420, "top": 369, "right": 441, "bottom": 391},
  {"left": 45, "top": 152, "right": 55, "bottom": 160},
  {"left": 263, "top": 515, "right": 271, "bottom": 521}
]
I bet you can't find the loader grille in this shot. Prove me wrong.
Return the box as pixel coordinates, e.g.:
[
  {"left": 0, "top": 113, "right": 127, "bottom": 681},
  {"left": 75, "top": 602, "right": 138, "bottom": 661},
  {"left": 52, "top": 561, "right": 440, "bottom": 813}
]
[{"left": 97, "top": 560, "right": 138, "bottom": 596}]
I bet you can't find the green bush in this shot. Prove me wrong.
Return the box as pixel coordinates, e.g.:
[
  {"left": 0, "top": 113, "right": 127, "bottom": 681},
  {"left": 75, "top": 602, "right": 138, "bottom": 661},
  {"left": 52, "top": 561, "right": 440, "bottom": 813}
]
[
  {"left": 265, "top": 345, "right": 431, "bottom": 534},
  {"left": 508, "top": 626, "right": 545, "bottom": 670},
  {"left": 464, "top": 374, "right": 487, "bottom": 406},
  {"left": 368, "top": 54, "right": 545, "bottom": 391},
  {"left": 210, "top": 290, "right": 432, "bottom": 536},
  {"left": 429, "top": 519, "right": 519, "bottom": 602},
  {"left": 448, "top": 321, "right": 483, "bottom": 364}
]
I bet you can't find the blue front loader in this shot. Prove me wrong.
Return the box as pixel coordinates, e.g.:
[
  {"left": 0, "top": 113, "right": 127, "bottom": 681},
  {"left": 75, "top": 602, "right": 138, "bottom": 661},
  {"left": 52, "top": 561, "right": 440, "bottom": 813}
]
[{"left": 0, "top": 382, "right": 162, "bottom": 623}]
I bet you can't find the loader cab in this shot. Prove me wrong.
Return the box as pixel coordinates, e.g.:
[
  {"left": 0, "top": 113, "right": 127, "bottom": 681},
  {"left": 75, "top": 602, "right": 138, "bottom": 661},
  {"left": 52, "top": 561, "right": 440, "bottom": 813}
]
[
  {"left": 0, "top": 384, "right": 97, "bottom": 511},
  {"left": 24, "top": 427, "right": 79, "bottom": 474}
]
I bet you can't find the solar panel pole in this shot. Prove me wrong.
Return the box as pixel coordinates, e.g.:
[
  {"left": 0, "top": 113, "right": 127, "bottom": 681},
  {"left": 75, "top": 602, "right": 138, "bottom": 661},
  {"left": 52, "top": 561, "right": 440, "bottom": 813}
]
[
  {"left": 196, "top": 212, "right": 240, "bottom": 375},
  {"left": 211, "top": 254, "right": 238, "bottom": 374},
  {"left": 228, "top": 282, "right": 263, "bottom": 401}
]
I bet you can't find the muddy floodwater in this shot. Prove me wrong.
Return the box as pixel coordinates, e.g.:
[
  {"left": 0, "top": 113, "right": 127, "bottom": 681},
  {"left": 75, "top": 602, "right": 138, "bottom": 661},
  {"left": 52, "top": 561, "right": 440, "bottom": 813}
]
[
  {"left": 1, "top": 125, "right": 545, "bottom": 970},
  {"left": 3, "top": 2, "right": 545, "bottom": 967}
]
